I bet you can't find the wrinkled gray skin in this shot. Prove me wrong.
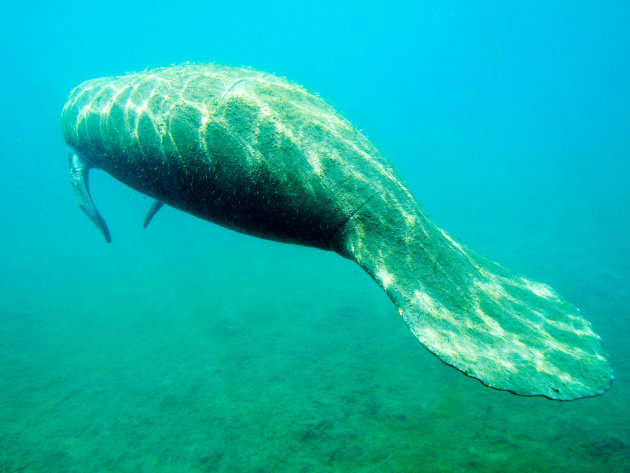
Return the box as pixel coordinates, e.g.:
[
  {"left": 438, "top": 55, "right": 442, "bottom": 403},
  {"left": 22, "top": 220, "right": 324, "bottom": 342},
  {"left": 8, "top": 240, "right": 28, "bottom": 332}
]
[{"left": 62, "top": 64, "right": 613, "bottom": 400}]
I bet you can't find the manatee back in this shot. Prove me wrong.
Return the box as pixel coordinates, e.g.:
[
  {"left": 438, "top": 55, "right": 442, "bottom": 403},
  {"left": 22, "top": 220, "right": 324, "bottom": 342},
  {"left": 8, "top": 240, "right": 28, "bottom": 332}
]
[{"left": 61, "top": 64, "right": 398, "bottom": 248}]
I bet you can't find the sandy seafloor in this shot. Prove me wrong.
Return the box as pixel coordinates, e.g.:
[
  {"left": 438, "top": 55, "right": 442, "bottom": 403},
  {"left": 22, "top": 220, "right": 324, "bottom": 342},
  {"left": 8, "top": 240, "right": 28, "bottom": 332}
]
[{"left": 1, "top": 2, "right": 629, "bottom": 472}]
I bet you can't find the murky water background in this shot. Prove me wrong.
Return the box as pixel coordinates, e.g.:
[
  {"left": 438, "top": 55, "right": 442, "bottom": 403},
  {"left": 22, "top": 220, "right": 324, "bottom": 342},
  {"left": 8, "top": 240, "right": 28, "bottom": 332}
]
[{"left": 1, "top": 2, "right": 628, "bottom": 471}]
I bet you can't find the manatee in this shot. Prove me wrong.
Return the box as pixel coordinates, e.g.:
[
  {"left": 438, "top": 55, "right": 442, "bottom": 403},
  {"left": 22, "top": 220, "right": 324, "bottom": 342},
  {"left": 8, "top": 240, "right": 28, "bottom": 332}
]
[{"left": 61, "top": 63, "right": 612, "bottom": 400}]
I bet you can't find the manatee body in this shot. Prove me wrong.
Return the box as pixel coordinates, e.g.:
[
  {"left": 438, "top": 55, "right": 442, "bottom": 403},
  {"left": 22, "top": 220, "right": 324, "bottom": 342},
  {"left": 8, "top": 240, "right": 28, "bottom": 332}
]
[{"left": 61, "top": 63, "right": 612, "bottom": 400}]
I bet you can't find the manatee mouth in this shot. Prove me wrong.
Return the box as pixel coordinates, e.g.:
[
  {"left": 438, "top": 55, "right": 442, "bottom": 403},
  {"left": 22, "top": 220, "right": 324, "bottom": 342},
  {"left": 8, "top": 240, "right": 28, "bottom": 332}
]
[{"left": 68, "top": 148, "right": 111, "bottom": 243}]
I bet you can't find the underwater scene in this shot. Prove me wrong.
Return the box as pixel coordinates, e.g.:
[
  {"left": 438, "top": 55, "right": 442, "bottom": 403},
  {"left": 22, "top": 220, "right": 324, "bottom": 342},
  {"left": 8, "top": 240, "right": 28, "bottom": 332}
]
[{"left": 1, "top": 1, "right": 628, "bottom": 472}]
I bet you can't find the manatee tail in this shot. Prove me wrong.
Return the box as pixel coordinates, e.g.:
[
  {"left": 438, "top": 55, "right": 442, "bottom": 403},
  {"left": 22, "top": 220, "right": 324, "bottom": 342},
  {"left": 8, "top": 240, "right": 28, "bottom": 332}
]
[{"left": 333, "top": 186, "right": 612, "bottom": 400}]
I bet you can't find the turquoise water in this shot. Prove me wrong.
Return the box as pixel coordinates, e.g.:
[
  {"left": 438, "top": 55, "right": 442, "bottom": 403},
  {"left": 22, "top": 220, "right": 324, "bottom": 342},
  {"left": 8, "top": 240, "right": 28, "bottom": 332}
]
[{"left": 1, "top": 1, "right": 629, "bottom": 472}]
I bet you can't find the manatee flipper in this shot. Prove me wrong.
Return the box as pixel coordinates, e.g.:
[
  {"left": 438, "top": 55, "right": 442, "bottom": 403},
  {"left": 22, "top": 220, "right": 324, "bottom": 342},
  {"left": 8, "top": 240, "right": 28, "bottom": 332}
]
[
  {"left": 335, "top": 186, "right": 612, "bottom": 400},
  {"left": 143, "top": 200, "right": 164, "bottom": 229},
  {"left": 68, "top": 150, "right": 111, "bottom": 243}
]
